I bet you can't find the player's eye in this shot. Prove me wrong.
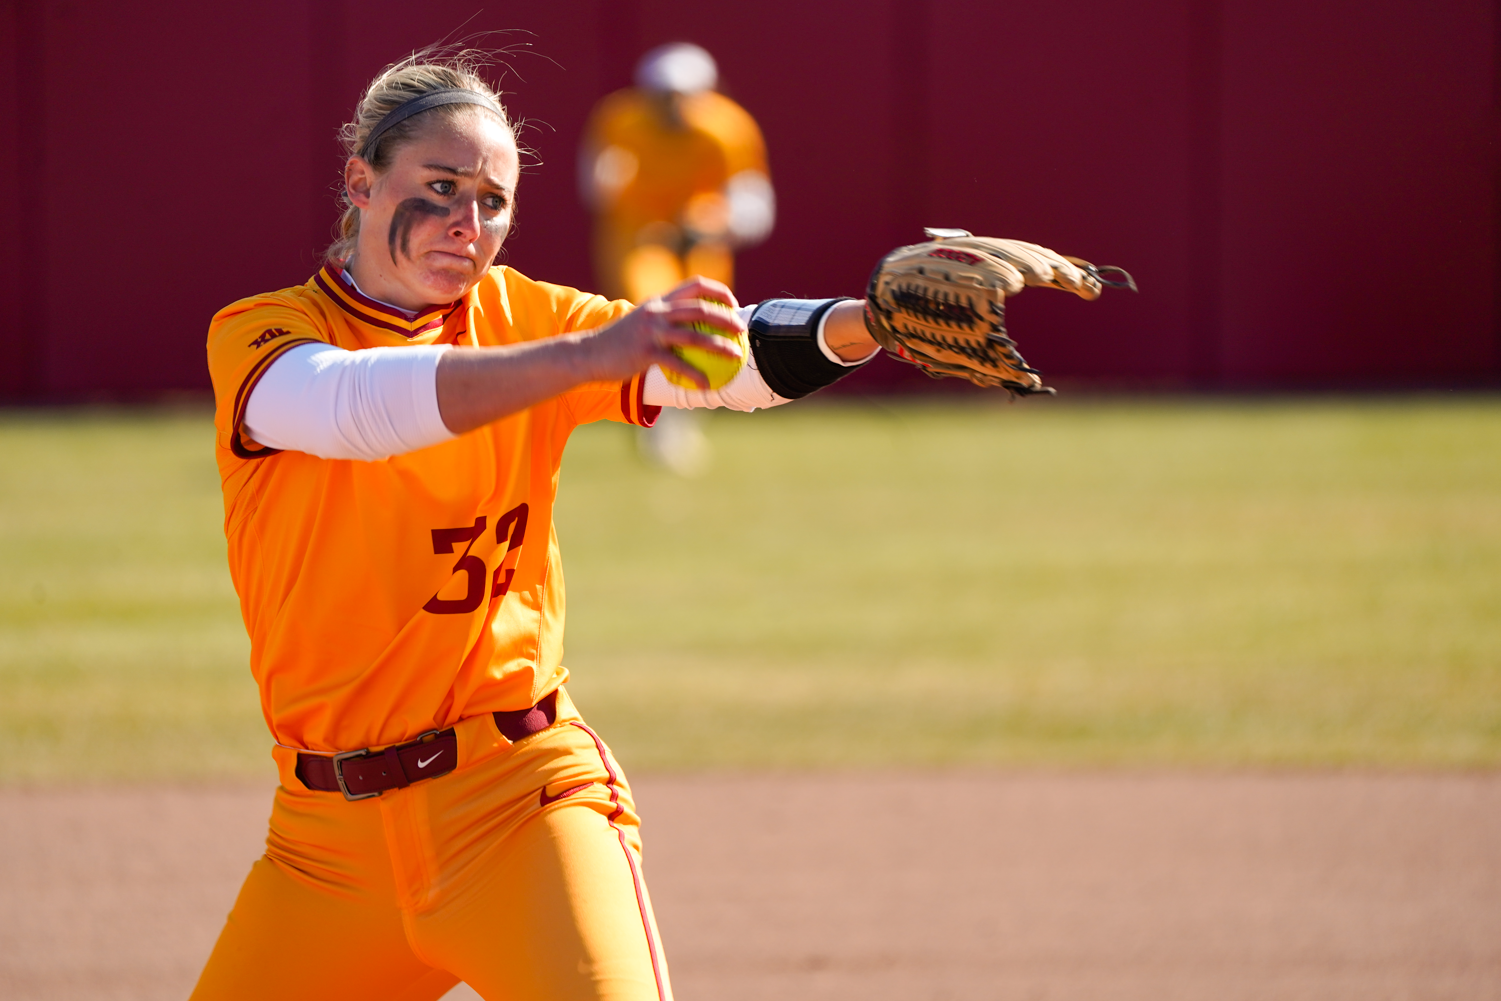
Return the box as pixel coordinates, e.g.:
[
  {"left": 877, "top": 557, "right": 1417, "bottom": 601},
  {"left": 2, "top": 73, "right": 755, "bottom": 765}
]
[
  {"left": 429, "top": 180, "right": 456, "bottom": 197},
  {"left": 483, "top": 193, "right": 507, "bottom": 212}
]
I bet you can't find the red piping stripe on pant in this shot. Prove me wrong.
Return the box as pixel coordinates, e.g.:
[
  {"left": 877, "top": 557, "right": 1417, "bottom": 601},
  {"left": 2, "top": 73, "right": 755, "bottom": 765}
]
[{"left": 570, "top": 721, "right": 669, "bottom": 1001}]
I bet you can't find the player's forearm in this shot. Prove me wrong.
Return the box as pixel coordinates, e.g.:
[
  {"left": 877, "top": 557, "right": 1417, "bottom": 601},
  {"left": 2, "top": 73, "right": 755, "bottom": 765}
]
[
  {"left": 436, "top": 337, "right": 600, "bottom": 435},
  {"left": 439, "top": 283, "right": 748, "bottom": 434},
  {"left": 822, "top": 300, "right": 879, "bottom": 362}
]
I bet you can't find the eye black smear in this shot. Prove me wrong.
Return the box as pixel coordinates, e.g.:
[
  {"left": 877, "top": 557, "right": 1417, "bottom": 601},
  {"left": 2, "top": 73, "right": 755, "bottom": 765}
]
[{"left": 388, "top": 198, "right": 450, "bottom": 263}]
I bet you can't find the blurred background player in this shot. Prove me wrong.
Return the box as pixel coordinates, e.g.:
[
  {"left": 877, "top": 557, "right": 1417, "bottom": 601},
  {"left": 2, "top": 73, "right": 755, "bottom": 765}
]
[{"left": 580, "top": 43, "right": 775, "bottom": 475}]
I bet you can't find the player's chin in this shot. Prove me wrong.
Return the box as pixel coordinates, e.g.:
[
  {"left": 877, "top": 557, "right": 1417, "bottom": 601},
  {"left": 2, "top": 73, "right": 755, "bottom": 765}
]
[{"left": 419, "top": 257, "right": 484, "bottom": 298}]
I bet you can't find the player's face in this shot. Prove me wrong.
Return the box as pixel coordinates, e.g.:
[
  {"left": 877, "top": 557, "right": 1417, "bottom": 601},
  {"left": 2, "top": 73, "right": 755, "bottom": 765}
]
[{"left": 347, "top": 110, "right": 520, "bottom": 308}]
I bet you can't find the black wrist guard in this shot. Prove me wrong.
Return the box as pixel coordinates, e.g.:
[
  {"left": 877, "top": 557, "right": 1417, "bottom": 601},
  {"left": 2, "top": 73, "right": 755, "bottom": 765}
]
[{"left": 747, "top": 297, "right": 865, "bottom": 399}]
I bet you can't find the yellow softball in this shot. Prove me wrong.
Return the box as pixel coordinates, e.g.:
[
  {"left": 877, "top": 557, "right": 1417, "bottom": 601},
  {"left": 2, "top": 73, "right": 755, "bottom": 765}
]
[{"left": 665, "top": 298, "right": 748, "bottom": 391}]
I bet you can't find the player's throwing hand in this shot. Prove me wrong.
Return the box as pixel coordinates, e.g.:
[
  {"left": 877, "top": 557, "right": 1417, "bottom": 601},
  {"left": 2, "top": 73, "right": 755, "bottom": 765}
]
[{"left": 583, "top": 276, "right": 745, "bottom": 389}]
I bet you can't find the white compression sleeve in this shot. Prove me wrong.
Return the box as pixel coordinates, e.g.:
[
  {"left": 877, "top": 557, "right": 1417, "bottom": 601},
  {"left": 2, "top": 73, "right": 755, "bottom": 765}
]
[
  {"left": 641, "top": 305, "right": 792, "bottom": 412},
  {"left": 243, "top": 342, "right": 455, "bottom": 461},
  {"left": 641, "top": 354, "right": 792, "bottom": 412}
]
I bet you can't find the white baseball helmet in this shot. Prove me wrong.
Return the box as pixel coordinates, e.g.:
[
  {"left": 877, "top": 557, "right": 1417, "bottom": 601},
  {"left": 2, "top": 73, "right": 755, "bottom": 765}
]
[{"left": 634, "top": 43, "right": 718, "bottom": 95}]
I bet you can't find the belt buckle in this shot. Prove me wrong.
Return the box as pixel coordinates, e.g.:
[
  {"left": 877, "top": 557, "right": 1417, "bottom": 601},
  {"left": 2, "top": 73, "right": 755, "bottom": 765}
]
[
  {"left": 331, "top": 730, "right": 443, "bottom": 801},
  {"left": 331, "top": 747, "right": 379, "bottom": 801}
]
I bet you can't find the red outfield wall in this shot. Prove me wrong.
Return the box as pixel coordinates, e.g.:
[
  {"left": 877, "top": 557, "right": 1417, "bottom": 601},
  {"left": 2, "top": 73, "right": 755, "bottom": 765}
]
[{"left": 1, "top": 0, "right": 1496, "bottom": 398}]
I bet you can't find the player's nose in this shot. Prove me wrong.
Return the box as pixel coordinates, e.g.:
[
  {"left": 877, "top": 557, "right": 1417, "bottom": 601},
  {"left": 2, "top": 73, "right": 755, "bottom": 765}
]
[{"left": 449, "top": 198, "right": 481, "bottom": 241}]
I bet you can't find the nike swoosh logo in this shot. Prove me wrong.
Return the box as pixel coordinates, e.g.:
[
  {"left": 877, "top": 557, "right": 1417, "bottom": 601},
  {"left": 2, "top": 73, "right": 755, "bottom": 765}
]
[
  {"left": 416, "top": 750, "right": 445, "bottom": 769},
  {"left": 539, "top": 782, "right": 593, "bottom": 808}
]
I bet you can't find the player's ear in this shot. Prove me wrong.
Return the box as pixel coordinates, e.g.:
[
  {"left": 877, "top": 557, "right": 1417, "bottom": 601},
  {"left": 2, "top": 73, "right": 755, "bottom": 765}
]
[{"left": 344, "top": 157, "right": 375, "bottom": 209}]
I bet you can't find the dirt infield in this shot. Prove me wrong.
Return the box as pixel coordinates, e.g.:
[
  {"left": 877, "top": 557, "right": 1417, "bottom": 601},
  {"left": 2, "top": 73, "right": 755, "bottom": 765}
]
[{"left": 2, "top": 773, "right": 1497, "bottom": 1001}]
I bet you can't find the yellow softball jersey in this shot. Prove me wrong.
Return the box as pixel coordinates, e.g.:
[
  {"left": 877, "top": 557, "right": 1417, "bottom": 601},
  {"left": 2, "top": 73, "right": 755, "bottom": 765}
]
[{"left": 206, "top": 265, "right": 656, "bottom": 754}]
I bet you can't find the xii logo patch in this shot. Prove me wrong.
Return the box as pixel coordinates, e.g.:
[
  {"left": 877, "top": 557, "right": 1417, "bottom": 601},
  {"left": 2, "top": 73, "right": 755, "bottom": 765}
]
[{"left": 249, "top": 327, "right": 293, "bottom": 349}]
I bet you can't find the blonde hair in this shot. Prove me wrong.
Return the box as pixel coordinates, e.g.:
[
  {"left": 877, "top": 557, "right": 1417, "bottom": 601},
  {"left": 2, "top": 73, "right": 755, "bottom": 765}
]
[{"left": 326, "top": 48, "right": 513, "bottom": 265}]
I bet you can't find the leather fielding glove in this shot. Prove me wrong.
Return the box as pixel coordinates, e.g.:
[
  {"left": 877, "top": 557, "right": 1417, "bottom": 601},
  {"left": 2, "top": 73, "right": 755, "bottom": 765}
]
[{"left": 863, "top": 228, "right": 1136, "bottom": 395}]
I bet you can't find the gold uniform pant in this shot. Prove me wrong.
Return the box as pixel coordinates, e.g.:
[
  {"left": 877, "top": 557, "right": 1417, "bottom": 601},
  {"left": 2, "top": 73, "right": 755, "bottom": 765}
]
[
  {"left": 593, "top": 222, "right": 734, "bottom": 303},
  {"left": 190, "top": 691, "right": 672, "bottom": 1001}
]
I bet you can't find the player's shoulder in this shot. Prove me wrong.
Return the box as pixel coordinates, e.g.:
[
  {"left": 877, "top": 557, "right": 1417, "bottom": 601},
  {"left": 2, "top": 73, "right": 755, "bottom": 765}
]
[
  {"left": 204, "top": 274, "right": 339, "bottom": 403},
  {"left": 686, "top": 91, "right": 759, "bottom": 132},
  {"left": 209, "top": 276, "right": 329, "bottom": 339},
  {"left": 585, "top": 88, "right": 660, "bottom": 143},
  {"left": 484, "top": 266, "right": 628, "bottom": 335},
  {"left": 591, "top": 87, "right": 652, "bottom": 122},
  {"left": 495, "top": 265, "right": 588, "bottom": 304}
]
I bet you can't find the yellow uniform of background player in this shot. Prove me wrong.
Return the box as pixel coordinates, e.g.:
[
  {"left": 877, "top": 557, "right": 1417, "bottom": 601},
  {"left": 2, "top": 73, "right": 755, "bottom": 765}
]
[
  {"left": 580, "top": 43, "right": 774, "bottom": 306},
  {"left": 581, "top": 44, "right": 774, "bottom": 474},
  {"left": 189, "top": 47, "right": 880, "bottom": 1001}
]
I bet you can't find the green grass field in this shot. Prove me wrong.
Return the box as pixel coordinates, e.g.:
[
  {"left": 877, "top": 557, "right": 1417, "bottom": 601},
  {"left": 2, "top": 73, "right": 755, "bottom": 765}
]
[{"left": 1, "top": 398, "right": 1497, "bottom": 782}]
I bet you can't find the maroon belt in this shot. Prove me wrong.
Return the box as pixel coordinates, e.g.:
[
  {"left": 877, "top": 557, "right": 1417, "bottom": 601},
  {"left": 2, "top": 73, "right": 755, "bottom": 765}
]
[{"left": 296, "top": 691, "right": 559, "bottom": 800}]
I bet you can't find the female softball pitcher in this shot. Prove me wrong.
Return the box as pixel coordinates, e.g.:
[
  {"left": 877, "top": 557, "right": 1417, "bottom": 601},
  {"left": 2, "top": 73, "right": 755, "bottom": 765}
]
[{"left": 194, "top": 49, "right": 880, "bottom": 1001}]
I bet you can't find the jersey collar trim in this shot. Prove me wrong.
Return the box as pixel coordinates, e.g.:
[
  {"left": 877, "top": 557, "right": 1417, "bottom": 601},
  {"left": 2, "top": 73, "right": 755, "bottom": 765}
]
[{"left": 315, "top": 265, "right": 456, "bottom": 338}]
